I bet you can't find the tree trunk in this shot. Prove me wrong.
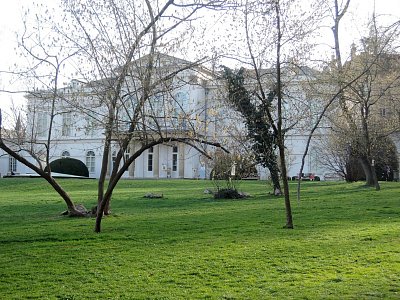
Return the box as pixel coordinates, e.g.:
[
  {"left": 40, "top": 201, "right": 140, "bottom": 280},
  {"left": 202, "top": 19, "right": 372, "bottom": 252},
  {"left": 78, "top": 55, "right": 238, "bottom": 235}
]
[
  {"left": 278, "top": 143, "right": 293, "bottom": 228},
  {"left": 274, "top": 1, "right": 293, "bottom": 229},
  {"left": 40, "top": 173, "right": 85, "bottom": 216},
  {"left": 104, "top": 200, "right": 111, "bottom": 215},
  {"left": 371, "top": 164, "right": 380, "bottom": 191},
  {"left": 360, "top": 156, "right": 374, "bottom": 185},
  {"left": 95, "top": 181, "right": 116, "bottom": 232},
  {"left": 269, "top": 161, "right": 282, "bottom": 195},
  {"left": 95, "top": 214, "right": 102, "bottom": 233},
  {"left": 95, "top": 192, "right": 111, "bottom": 232},
  {"left": 359, "top": 156, "right": 380, "bottom": 190},
  {"left": 0, "top": 139, "right": 84, "bottom": 216},
  {"left": 46, "top": 176, "right": 78, "bottom": 213}
]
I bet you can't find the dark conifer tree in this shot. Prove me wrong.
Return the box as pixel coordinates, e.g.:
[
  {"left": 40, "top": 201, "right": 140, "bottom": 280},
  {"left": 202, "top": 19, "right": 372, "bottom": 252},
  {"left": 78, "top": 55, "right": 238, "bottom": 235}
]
[{"left": 223, "top": 67, "right": 282, "bottom": 195}]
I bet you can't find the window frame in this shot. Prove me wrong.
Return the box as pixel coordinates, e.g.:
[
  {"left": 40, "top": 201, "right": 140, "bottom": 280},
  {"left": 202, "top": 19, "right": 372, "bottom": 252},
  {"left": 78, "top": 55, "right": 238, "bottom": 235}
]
[
  {"left": 147, "top": 147, "right": 153, "bottom": 172},
  {"left": 62, "top": 112, "right": 73, "bottom": 137},
  {"left": 36, "top": 111, "right": 48, "bottom": 137},
  {"left": 86, "top": 150, "right": 96, "bottom": 173},
  {"left": 172, "top": 146, "right": 178, "bottom": 172},
  {"left": 8, "top": 156, "right": 17, "bottom": 173}
]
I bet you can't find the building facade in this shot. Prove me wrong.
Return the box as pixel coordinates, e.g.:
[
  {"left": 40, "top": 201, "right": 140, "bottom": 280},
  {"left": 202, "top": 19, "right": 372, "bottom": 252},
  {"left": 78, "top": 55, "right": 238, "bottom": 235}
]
[{"left": 1, "top": 54, "right": 399, "bottom": 180}]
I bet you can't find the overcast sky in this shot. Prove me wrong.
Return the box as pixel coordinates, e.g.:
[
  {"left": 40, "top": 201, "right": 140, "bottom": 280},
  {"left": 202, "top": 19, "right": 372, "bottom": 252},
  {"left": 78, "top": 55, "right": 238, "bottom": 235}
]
[{"left": 0, "top": 0, "right": 399, "bottom": 115}]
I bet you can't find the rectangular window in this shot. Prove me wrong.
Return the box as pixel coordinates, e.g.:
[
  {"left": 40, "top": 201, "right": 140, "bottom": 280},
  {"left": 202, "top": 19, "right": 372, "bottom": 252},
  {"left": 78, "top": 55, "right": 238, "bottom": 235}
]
[
  {"left": 62, "top": 113, "right": 72, "bottom": 136},
  {"left": 124, "top": 149, "right": 130, "bottom": 162},
  {"left": 85, "top": 116, "right": 97, "bottom": 136},
  {"left": 87, "top": 159, "right": 95, "bottom": 173},
  {"left": 8, "top": 156, "right": 17, "bottom": 173},
  {"left": 86, "top": 151, "right": 96, "bottom": 173},
  {"left": 147, "top": 147, "right": 153, "bottom": 172},
  {"left": 36, "top": 111, "right": 48, "bottom": 137},
  {"left": 172, "top": 146, "right": 178, "bottom": 172},
  {"left": 111, "top": 151, "right": 117, "bottom": 171},
  {"left": 380, "top": 107, "right": 387, "bottom": 117}
]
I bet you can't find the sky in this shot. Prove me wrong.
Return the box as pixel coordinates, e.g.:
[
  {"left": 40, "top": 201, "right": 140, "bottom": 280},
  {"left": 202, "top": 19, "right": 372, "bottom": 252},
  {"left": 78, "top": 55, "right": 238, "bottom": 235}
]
[{"left": 0, "top": 0, "right": 399, "bottom": 116}]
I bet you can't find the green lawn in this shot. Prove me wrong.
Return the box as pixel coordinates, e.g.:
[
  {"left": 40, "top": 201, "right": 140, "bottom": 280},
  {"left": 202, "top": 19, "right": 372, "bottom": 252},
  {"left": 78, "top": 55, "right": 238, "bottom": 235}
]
[{"left": 0, "top": 178, "right": 399, "bottom": 299}]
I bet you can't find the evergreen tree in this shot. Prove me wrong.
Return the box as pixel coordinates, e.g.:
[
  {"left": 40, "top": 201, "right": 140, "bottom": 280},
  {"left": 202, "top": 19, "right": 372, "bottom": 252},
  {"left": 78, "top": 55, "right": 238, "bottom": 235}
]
[{"left": 223, "top": 67, "right": 282, "bottom": 195}]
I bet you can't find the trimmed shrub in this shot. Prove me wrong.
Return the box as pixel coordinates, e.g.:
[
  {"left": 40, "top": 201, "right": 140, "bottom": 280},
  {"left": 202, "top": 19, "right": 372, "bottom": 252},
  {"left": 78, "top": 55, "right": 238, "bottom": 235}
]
[
  {"left": 45, "top": 158, "right": 89, "bottom": 177},
  {"left": 214, "top": 188, "right": 247, "bottom": 199}
]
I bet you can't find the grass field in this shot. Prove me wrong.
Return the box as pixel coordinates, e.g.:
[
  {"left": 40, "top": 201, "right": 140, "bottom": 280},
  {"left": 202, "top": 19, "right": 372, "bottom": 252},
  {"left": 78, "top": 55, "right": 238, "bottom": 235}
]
[{"left": 0, "top": 178, "right": 399, "bottom": 299}]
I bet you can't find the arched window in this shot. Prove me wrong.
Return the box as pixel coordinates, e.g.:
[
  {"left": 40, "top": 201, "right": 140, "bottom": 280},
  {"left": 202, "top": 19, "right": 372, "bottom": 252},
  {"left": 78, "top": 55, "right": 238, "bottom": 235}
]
[
  {"left": 86, "top": 150, "right": 95, "bottom": 173},
  {"left": 61, "top": 151, "right": 70, "bottom": 158}
]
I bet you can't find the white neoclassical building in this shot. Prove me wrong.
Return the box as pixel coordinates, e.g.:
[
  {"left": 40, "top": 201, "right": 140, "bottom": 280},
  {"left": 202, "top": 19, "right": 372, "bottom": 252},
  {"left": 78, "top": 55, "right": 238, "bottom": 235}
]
[
  {"left": 1, "top": 53, "right": 399, "bottom": 180},
  {"left": 1, "top": 54, "right": 222, "bottom": 179}
]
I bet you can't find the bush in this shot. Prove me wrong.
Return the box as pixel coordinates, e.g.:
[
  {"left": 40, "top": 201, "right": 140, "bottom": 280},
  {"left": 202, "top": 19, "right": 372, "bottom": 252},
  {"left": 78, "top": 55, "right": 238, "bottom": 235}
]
[
  {"left": 210, "top": 152, "right": 258, "bottom": 181},
  {"left": 214, "top": 188, "right": 238, "bottom": 199},
  {"left": 209, "top": 151, "right": 254, "bottom": 198},
  {"left": 45, "top": 158, "right": 89, "bottom": 177},
  {"left": 214, "top": 188, "right": 247, "bottom": 199}
]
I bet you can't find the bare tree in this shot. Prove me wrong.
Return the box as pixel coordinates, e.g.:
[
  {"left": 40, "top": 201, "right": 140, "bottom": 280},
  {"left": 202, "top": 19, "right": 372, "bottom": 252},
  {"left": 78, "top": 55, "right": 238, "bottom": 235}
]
[
  {"left": 328, "top": 15, "right": 400, "bottom": 190},
  {"left": 0, "top": 11, "right": 85, "bottom": 216},
  {"left": 55, "top": 0, "right": 229, "bottom": 232},
  {"left": 296, "top": 0, "right": 400, "bottom": 199},
  {"left": 1, "top": 1, "right": 230, "bottom": 231},
  {"left": 296, "top": 0, "right": 350, "bottom": 201},
  {"left": 218, "top": 0, "right": 327, "bottom": 228}
]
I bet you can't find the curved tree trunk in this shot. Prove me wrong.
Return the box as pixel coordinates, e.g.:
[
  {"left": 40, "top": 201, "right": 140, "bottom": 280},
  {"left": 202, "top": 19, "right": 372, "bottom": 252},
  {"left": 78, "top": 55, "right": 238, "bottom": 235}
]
[
  {"left": 45, "top": 175, "right": 85, "bottom": 216},
  {"left": 0, "top": 139, "right": 84, "bottom": 216}
]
